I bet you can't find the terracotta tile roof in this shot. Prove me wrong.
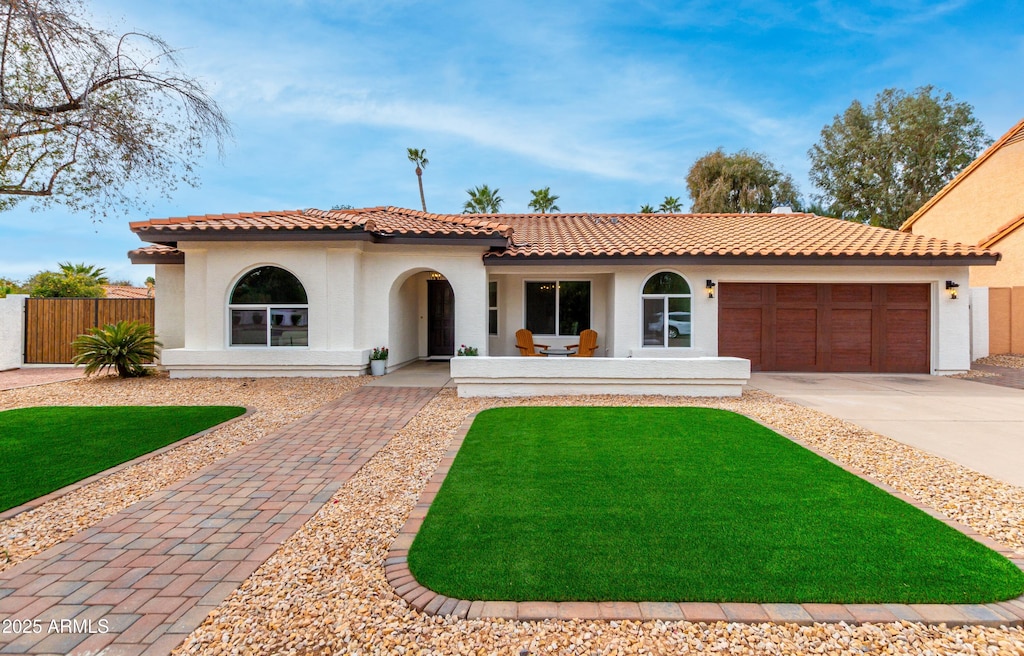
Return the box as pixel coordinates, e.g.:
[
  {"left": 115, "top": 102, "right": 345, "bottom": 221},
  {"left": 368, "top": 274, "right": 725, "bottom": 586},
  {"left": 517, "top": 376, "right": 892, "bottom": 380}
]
[
  {"left": 129, "top": 207, "right": 994, "bottom": 261},
  {"left": 130, "top": 207, "right": 512, "bottom": 238},
  {"left": 102, "top": 285, "right": 153, "bottom": 299},
  {"left": 978, "top": 212, "right": 1024, "bottom": 249},
  {"left": 487, "top": 212, "right": 995, "bottom": 260},
  {"left": 127, "top": 244, "right": 184, "bottom": 265},
  {"left": 900, "top": 117, "right": 1024, "bottom": 232}
]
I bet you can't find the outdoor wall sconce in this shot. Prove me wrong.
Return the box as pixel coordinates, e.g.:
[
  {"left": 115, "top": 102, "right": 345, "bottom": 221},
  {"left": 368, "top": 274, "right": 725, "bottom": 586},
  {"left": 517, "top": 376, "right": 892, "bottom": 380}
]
[
  {"left": 706, "top": 280, "right": 716, "bottom": 299},
  {"left": 946, "top": 280, "right": 959, "bottom": 300}
]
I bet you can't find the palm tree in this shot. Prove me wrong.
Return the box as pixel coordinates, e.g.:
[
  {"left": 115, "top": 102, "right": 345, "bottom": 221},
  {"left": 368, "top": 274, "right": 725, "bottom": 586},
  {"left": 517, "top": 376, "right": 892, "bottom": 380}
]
[
  {"left": 658, "top": 196, "right": 683, "bottom": 213},
  {"left": 528, "top": 187, "right": 560, "bottom": 214},
  {"left": 463, "top": 185, "right": 503, "bottom": 214},
  {"left": 639, "top": 204, "right": 655, "bottom": 214},
  {"left": 58, "top": 262, "right": 108, "bottom": 285},
  {"left": 407, "top": 148, "right": 429, "bottom": 212}
]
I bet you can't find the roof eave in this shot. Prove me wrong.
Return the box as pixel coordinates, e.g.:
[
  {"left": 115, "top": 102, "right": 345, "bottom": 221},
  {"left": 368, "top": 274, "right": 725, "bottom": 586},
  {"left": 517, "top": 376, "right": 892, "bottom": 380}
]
[
  {"left": 128, "top": 250, "right": 185, "bottom": 265},
  {"left": 132, "top": 228, "right": 508, "bottom": 248},
  {"left": 483, "top": 253, "right": 1000, "bottom": 266}
]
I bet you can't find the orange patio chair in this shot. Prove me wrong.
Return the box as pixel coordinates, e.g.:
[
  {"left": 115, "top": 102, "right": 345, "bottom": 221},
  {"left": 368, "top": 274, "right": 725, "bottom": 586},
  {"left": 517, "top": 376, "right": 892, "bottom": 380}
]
[
  {"left": 515, "top": 329, "right": 549, "bottom": 356},
  {"left": 568, "top": 329, "right": 599, "bottom": 357}
]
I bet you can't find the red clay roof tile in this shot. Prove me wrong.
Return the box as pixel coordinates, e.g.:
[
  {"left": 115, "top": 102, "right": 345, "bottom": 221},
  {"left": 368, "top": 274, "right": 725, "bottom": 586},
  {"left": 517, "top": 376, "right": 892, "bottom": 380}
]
[{"left": 130, "top": 208, "right": 995, "bottom": 261}]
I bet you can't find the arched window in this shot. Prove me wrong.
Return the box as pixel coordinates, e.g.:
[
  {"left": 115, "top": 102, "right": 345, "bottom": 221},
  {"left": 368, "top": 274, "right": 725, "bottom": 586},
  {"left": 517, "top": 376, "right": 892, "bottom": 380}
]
[
  {"left": 642, "top": 271, "right": 691, "bottom": 348},
  {"left": 229, "top": 266, "right": 308, "bottom": 347}
]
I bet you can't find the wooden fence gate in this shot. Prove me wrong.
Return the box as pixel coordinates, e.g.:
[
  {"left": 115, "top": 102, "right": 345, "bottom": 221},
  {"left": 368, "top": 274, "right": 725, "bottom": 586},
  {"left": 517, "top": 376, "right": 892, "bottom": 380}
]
[
  {"left": 989, "top": 287, "right": 1024, "bottom": 355},
  {"left": 24, "top": 298, "right": 156, "bottom": 364}
]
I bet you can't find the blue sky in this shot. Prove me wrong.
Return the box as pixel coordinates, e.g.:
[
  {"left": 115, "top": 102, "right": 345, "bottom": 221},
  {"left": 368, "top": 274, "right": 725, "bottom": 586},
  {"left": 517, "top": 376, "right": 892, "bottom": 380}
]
[{"left": 1, "top": 0, "right": 1021, "bottom": 284}]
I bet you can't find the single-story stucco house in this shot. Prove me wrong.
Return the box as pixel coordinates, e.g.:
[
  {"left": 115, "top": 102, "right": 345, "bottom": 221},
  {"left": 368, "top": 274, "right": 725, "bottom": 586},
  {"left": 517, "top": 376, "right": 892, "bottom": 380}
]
[{"left": 128, "top": 207, "right": 997, "bottom": 389}]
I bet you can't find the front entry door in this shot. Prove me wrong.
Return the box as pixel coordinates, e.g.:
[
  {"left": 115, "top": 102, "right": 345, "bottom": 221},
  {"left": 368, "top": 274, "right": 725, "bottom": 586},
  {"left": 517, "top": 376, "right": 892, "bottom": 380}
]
[{"left": 427, "top": 279, "right": 455, "bottom": 357}]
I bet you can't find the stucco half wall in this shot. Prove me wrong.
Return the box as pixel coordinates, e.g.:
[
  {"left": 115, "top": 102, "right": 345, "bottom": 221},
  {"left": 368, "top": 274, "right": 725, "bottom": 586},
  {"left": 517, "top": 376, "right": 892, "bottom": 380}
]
[{"left": 450, "top": 356, "right": 751, "bottom": 397}]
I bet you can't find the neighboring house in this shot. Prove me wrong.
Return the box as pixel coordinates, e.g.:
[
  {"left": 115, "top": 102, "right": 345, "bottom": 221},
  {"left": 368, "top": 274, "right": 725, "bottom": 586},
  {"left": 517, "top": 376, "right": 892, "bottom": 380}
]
[
  {"left": 899, "top": 117, "right": 1024, "bottom": 354},
  {"left": 128, "top": 207, "right": 995, "bottom": 377},
  {"left": 900, "top": 117, "right": 1024, "bottom": 288},
  {"left": 102, "top": 285, "right": 154, "bottom": 299}
]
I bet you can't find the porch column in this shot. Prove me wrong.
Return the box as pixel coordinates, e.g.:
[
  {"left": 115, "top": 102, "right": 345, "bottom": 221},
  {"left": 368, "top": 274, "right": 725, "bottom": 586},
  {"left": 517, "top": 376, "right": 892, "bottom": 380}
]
[{"left": 451, "top": 267, "right": 489, "bottom": 356}]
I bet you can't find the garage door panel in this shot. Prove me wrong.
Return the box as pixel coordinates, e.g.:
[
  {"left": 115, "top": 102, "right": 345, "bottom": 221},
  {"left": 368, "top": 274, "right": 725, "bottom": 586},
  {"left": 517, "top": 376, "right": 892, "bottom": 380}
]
[
  {"left": 885, "top": 284, "right": 930, "bottom": 305},
  {"left": 831, "top": 284, "right": 873, "bottom": 304},
  {"left": 719, "top": 283, "right": 929, "bottom": 373},
  {"left": 775, "top": 284, "right": 817, "bottom": 305},
  {"left": 884, "top": 308, "right": 930, "bottom": 372},
  {"left": 718, "top": 307, "right": 763, "bottom": 370},
  {"left": 722, "top": 283, "right": 765, "bottom": 304},
  {"left": 830, "top": 308, "right": 873, "bottom": 370},
  {"left": 775, "top": 308, "right": 818, "bottom": 370}
]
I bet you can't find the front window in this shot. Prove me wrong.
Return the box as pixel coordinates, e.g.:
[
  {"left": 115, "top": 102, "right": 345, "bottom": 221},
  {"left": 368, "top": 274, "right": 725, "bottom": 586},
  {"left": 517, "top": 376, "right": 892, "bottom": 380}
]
[
  {"left": 642, "top": 271, "right": 691, "bottom": 347},
  {"left": 229, "top": 266, "right": 308, "bottom": 347},
  {"left": 525, "top": 280, "right": 591, "bottom": 336},
  {"left": 488, "top": 281, "right": 498, "bottom": 336}
]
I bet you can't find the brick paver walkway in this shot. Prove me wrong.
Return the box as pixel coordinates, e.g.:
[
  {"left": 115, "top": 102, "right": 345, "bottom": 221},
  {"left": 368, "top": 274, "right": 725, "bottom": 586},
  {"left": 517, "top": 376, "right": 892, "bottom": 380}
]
[
  {"left": 0, "top": 368, "right": 84, "bottom": 391},
  {"left": 971, "top": 363, "right": 1024, "bottom": 390},
  {"left": 0, "top": 386, "right": 438, "bottom": 655}
]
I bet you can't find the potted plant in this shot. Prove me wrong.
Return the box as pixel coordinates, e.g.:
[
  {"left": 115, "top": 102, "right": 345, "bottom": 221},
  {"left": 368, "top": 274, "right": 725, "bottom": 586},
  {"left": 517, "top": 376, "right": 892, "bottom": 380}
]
[
  {"left": 369, "top": 346, "right": 388, "bottom": 375},
  {"left": 457, "top": 344, "right": 479, "bottom": 356}
]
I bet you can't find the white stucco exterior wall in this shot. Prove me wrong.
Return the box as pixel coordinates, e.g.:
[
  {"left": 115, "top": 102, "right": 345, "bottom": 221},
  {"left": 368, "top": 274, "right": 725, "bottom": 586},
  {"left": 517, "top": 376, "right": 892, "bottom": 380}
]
[
  {"left": 161, "top": 240, "right": 488, "bottom": 377},
  {"left": 0, "top": 294, "right": 27, "bottom": 370},
  {"left": 154, "top": 265, "right": 185, "bottom": 350},
  {"left": 969, "top": 287, "right": 989, "bottom": 361},
  {"left": 489, "top": 262, "right": 974, "bottom": 374}
]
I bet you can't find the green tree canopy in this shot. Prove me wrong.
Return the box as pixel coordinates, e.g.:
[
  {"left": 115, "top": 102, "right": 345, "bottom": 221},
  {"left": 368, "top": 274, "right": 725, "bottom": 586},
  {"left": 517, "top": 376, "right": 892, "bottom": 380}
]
[
  {"left": 808, "top": 86, "right": 990, "bottom": 229},
  {"left": 528, "top": 187, "right": 560, "bottom": 213},
  {"left": 639, "top": 204, "right": 655, "bottom": 214},
  {"left": 27, "top": 270, "right": 105, "bottom": 298},
  {"left": 0, "top": 0, "right": 230, "bottom": 217},
  {"left": 407, "top": 148, "right": 429, "bottom": 212},
  {"left": 0, "top": 278, "right": 24, "bottom": 297},
  {"left": 658, "top": 196, "right": 683, "bottom": 213},
  {"left": 463, "top": 184, "right": 503, "bottom": 214},
  {"left": 58, "top": 262, "right": 108, "bottom": 285},
  {"left": 686, "top": 148, "right": 801, "bottom": 213}
]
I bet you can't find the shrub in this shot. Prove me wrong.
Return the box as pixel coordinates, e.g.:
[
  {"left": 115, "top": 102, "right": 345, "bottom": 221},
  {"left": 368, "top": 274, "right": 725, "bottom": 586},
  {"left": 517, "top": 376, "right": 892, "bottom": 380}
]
[
  {"left": 72, "top": 320, "right": 162, "bottom": 378},
  {"left": 370, "top": 346, "right": 389, "bottom": 361}
]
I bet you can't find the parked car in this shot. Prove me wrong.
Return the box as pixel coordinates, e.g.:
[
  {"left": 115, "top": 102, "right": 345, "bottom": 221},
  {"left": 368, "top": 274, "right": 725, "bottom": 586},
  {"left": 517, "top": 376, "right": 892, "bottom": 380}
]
[{"left": 647, "top": 311, "right": 691, "bottom": 338}]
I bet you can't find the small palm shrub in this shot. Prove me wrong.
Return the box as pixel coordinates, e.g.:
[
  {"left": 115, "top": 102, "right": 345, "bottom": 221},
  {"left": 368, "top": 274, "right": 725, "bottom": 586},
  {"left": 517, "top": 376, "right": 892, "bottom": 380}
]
[{"left": 72, "top": 320, "right": 162, "bottom": 378}]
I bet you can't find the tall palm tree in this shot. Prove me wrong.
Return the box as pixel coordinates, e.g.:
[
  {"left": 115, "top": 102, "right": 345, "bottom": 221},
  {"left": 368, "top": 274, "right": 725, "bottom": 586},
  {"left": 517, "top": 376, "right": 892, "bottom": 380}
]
[
  {"left": 58, "top": 262, "right": 108, "bottom": 285},
  {"left": 639, "top": 204, "right": 655, "bottom": 214},
  {"left": 407, "top": 148, "right": 429, "bottom": 212},
  {"left": 528, "top": 187, "right": 560, "bottom": 213},
  {"left": 658, "top": 196, "right": 683, "bottom": 213},
  {"left": 463, "top": 185, "right": 503, "bottom": 214}
]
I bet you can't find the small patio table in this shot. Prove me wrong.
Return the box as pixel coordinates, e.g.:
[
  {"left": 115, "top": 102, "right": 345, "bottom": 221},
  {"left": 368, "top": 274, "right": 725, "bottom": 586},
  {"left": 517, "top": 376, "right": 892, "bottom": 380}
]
[{"left": 540, "top": 347, "right": 576, "bottom": 357}]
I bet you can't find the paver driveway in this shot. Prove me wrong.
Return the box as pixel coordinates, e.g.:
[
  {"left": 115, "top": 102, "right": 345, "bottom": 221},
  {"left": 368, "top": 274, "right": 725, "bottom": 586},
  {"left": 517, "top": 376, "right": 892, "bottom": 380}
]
[
  {"left": 0, "top": 385, "right": 437, "bottom": 655},
  {"left": 749, "top": 373, "right": 1024, "bottom": 488}
]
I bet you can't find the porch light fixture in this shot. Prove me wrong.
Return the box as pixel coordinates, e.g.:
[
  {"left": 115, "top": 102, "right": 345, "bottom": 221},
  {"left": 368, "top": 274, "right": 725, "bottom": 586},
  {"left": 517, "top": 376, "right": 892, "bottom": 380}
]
[
  {"left": 428, "top": 272, "right": 444, "bottom": 281},
  {"left": 706, "top": 279, "right": 716, "bottom": 299},
  {"left": 945, "top": 280, "right": 959, "bottom": 300}
]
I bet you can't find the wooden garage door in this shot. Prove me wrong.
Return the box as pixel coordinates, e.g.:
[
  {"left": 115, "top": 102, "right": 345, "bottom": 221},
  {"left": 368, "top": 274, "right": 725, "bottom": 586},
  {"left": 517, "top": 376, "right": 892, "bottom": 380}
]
[{"left": 718, "top": 283, "right": 930, "bottom": 373}]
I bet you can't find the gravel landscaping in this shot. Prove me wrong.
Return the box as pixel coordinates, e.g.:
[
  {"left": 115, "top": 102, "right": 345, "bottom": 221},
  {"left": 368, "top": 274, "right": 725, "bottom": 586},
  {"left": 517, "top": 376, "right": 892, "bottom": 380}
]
[
  {"left": 4, "top": 376, "right": 1024, "bottom": 653},
  {"left": 170, "top": 388, "right": 1024, "bottom": 655},
  {"left": 0, "top": 373, "right": 368, "bottom": 571},
  {"left": 976, "top": 354, "right": 1024, "bottom": 369}
]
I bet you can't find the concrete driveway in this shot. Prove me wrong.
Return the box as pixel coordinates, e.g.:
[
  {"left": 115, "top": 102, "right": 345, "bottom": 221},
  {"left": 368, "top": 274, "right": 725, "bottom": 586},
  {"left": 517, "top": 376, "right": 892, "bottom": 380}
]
[{"left": 749, "top": 373, "right": 1024, "bottom": 488}]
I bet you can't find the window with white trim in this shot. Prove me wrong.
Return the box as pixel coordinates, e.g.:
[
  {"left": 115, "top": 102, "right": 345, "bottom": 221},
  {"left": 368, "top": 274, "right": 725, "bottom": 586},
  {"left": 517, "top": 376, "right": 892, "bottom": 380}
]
[
  {"left": 642, "top": 271, "right": 691, "bottom": 347},
  {"left": 229, "top": 266, "right": 309, "bottom": 347},
  {"left": 525, "top": 280, "right": 590, "bottom": 336}
]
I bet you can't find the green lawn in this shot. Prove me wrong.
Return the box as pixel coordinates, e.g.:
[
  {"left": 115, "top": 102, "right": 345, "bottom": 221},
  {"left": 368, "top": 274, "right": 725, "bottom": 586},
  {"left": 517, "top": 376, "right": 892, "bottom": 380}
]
[
  {"left": 408, "top": 407, "right": 1024, "bottom": 604},
  {"left": 0, "top": 406, "right": 246, "bottom": 512}
]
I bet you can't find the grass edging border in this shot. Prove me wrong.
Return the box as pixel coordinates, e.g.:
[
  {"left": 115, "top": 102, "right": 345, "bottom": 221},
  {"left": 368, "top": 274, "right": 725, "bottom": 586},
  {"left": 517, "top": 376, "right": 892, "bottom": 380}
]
[
  {"left": 0, "top": 405, "right": 255, "bottom": 522},
  {"left": 385, "top": 409, "right": 1024, "bottom": 626}
]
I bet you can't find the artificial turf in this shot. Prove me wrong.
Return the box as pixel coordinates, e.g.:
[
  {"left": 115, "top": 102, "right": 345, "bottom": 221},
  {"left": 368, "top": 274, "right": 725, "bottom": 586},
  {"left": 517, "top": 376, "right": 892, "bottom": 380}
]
[
  {"left": 408, "top": 406, "right": 1024, "bottom": 604},
  {"left": 0, "top": 405, "right": 246, "bottom": 512}
]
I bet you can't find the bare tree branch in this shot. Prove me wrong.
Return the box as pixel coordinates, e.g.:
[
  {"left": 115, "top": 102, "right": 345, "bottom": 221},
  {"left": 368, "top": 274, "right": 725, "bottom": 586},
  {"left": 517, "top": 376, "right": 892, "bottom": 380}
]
[{"left": 0, "top": 0, "right": 231, "bottom": 216}]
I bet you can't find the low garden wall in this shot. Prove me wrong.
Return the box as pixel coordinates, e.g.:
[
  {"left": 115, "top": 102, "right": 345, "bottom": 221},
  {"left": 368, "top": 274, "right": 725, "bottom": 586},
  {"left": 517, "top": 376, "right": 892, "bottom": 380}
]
[
  {"left": 449, "top": 356, "right": 751, "bottom": 398},
  {"left": 0, "top": 294, "right": 27, "bottom": 371}
]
